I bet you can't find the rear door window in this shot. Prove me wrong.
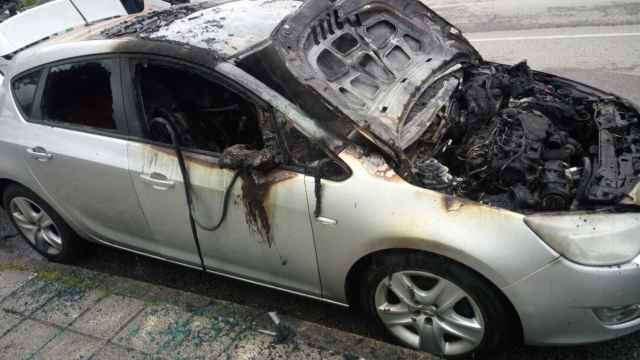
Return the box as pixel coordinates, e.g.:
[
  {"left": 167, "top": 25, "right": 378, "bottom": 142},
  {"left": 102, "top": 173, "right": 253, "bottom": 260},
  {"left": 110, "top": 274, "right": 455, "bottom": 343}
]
[
  {"left": 12, "top": 69, "right": 42, "bottom": 119},
  {"left": 40, "top": 59, "right": 121, "bottom": 132}
]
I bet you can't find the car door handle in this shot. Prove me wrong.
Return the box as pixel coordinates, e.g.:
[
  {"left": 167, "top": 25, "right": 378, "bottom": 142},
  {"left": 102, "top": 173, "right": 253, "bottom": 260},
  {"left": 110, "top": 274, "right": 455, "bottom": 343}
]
[
  {"left": 26, "top": 146, "right": 53, "bottom": 162},
  {"left": 316, "top": 216, "right": 338, "bottom": 225},
  {"left": 140, "top": 173, "right": 175, "bottom": 190}
]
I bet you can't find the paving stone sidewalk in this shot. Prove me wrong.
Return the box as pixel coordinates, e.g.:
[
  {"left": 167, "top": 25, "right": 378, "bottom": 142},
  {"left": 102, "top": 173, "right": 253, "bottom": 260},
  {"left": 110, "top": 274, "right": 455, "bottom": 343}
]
[{"left": 0, "top": 261, "right": 432, "bottom": 360}]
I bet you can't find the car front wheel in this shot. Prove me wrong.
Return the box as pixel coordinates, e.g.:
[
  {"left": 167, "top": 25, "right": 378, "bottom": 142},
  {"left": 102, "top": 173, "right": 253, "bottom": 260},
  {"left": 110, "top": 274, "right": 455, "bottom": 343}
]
[
  {"left": 3, "top": 184, "right": 85, "bottom": 263},
  {"left": 360, "top": 252, "right": 514, "bottom": 358}
]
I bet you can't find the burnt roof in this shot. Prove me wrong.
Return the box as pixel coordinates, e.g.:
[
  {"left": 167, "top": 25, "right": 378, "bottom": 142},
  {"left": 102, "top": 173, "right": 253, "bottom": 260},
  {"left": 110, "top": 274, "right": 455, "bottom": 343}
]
[{"left": 98, "top": 0, "right": 302, "bottom": 59}]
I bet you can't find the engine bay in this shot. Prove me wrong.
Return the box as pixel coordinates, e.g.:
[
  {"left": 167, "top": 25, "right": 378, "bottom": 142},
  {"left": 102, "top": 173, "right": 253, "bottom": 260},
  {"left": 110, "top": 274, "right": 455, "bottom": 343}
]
[{"left": 407, "top": 62, "right": 640, "bottom": 212}]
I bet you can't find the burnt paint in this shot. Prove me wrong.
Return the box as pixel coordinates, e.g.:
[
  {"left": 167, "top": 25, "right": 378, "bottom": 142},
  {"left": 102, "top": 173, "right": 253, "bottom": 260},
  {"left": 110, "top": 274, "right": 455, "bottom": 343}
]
[
  {"left": 145, "top": 144, "right": 298, "bottom": 245},
  {"left": 100, "top": 4, "right": 206, "bottom": 39},
  {"left": 149, "top": 144, "right": 220, "bottom": 169},
  {"left": 237, "top": 168, "right": 298, "bottom": 246},
  {"left": 240, "top": 171, "right": 273, "bottom": 246},
  {"left": 442, "top": 194, "right": 466, "bottom": 212}
]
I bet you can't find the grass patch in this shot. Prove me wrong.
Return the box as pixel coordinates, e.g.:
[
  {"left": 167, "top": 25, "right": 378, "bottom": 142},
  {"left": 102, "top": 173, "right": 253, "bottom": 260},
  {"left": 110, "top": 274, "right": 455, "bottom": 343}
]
[
  {"left": 37, "top": 270, "right": 101, "bottom": 290},
  {"left": 0, "top": 261, "right": 27, "bottom": 272}
]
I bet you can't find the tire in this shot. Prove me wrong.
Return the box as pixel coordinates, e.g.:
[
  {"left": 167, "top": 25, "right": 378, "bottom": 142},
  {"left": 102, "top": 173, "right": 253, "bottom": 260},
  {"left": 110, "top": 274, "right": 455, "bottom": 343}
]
[
  {"left": 359, "top": 251, "right": 514, "bottom": 358},
  {"left": 2, "top": 184, "right": 85, "bottom": 263}
]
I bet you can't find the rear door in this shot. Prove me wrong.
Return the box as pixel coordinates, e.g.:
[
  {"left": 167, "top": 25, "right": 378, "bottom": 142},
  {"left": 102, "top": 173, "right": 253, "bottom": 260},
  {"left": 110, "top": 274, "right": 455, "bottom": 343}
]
[{"left": 19, "top": 57, "right": 153, "bottom": 248}]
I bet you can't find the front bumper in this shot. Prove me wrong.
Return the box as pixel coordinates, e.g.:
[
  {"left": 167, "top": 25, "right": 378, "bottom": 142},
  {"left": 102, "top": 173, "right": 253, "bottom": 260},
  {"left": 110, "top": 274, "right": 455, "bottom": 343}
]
[{"left": 503, "top": 256, "right": 640, "bottom": 345}]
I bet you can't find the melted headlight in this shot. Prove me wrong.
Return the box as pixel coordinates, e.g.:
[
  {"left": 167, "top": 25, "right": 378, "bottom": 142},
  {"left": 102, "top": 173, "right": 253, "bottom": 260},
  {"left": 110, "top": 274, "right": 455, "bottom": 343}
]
[{"left": 524, "top": 213, "right": 640, "bottom": 266}]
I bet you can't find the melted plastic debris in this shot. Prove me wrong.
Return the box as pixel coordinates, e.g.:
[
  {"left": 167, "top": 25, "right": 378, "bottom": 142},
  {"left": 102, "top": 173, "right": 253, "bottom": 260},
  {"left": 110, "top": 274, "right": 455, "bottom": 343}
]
[
  {"left": 407, "top": 61, "right": 640, "bottom": 211},
  {"left": 219, "top": 144, "right": 278, "bottom": 245},
  {"left": 219, "top": 144, "right": 276, "bottom": 171},
  {"left": 101, "top": 4, "right": 205, "bottom": 38}
]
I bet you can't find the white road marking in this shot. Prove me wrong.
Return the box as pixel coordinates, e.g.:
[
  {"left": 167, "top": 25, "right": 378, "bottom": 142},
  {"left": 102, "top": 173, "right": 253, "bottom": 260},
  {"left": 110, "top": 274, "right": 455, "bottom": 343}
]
[
  {"left": 469, "top": 32, "right": 640, "bottom": 42},
  {"left": 430, "top": 2, "right": 495, "bottom": 9}
]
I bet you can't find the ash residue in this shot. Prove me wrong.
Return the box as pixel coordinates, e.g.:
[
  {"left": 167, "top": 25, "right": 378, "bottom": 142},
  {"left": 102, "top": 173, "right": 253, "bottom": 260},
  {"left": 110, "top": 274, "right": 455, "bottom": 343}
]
[
  {"left": 408, "top": 61, "right": 640, "bottom": 212},
  {"left": 101, "top": 4, "right": 206, "bottom": 39},
  {"left": 219, "top": 144, "right": 275, "bottom": 171},
  {"left": 240, "top": 172, "right": 272, "bottom": 246}
]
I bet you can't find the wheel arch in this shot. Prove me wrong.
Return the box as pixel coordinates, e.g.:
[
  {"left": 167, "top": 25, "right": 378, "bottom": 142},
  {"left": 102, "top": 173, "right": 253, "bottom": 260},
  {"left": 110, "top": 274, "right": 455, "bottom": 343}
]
[
  {"left": 344, "top": 247, "right": 524, "bottom": 344},
  {"left": 0, "top": 178, "right": 22, "bottom": 208},
  {"left": 0, "top": 178, "right": 86, "bottom": 238}
]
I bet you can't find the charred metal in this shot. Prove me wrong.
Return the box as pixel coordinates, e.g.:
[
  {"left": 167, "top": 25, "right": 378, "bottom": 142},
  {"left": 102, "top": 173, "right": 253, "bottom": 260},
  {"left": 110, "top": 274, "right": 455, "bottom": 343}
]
[
  {"left": 100, "top": 4, "right": 205, "bottom": 39},
  {"left": 242, "top": 0, "right": 640, "bottom": 213},
  {"left": 405, "top": 62, "right": 640, "bottom": 212},
  {"left": 97, "top": 0, "right": 640, "bottom": 215}
]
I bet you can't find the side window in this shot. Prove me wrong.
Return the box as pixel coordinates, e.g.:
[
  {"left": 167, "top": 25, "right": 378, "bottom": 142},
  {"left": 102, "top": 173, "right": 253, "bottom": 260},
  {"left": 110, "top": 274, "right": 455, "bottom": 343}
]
[
  {"left": 12, "top": 69, "right": 42, "bottom": 119},
  {"left": 40, "top": 60, "right": 118, "bottom": 131},
  {"left": 134, "top": 62, "right": 264, "bottom": 154}
]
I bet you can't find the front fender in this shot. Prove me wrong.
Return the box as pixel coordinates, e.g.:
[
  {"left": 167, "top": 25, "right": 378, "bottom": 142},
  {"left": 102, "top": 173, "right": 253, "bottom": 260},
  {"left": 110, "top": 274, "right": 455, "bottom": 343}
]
[{"left": 307, "top": 147, "right": 559, "bottom": 303}]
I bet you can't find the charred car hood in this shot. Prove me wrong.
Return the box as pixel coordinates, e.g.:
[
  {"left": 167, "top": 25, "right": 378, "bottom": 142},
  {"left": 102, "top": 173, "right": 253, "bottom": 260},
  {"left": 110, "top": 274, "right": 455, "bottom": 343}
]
[{"left": 270, "top": 0, "right": 480, "bottom": 150}]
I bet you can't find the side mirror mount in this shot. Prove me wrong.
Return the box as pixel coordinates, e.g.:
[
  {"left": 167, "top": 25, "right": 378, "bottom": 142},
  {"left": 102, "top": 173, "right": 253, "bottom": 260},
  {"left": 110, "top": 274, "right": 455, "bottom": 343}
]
[
  {"left": 309, "top": 158, "right": 349, "bottom": 218},
  {"left": 309, "top": 158, "right": 349, "bottom": 180},
  {"left": 309, "top": 158, "right": 333, "bottom": 177}
]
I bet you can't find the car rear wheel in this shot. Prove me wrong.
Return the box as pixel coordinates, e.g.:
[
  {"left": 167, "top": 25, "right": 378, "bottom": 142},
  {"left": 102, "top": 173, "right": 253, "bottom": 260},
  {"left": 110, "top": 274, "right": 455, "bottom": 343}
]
[
  {"left": 360, "top": 252, "right": 513, "bottom": 358},
  {"left": 3, "top": 184, "right": 85, "bottom": 263}
]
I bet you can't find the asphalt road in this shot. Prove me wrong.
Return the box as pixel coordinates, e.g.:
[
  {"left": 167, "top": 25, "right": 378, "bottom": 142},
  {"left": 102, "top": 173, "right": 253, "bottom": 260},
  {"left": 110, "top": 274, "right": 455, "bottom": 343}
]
[
  {"left": 431, "top": 0, "right": 640, "bottom": 105},
  {"left": 3, "top": 1, "right": 640, "bottom": 359}
]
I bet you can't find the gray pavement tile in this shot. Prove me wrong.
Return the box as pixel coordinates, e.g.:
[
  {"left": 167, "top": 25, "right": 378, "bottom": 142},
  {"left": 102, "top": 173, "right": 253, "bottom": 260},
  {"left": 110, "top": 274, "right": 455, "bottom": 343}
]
[
  {"left": 107, "top": 277, "right": 165, "bottom": 300},
  {"left": 166, "top": 314, "right": 242, "bottom": 360},
  {"left": 232, "top": 314, "right": 346, "bottom": 360},
  {"left": 1, "top": 278, "right": 61, "bottom": 316},
  {"left": 284, "top": 343, "right": 344, "bottom": 360},
  {"left": 0, "top": 270, "right": 35, "bottom": 301},
  {"left": 71, "top": 295, "right": 145, "bottom": 339},
  {"left": 0, "top": 319, "right": 60, "bottom": 360},
  {"left": 276, "top": 318, "right": 360, "bottom": 354},
  {"left": 103, "top": 275, "right": 210, "bottom": 311},
  {"left": 147, "top": 287, "right": 212, "bottom": 311},
  {"left": 193, "top": 301, "right": 262, "bottom": 329},
  {"left": 219, "top": 330, "right": 297, "bottom": 360},
  {"left": 33, "top": 331, "right": 104, "bottom": 360},
  {"left": 112, "top": 304, "right": 193, "bottom": 354},
  {"left": 0, "top": 309, "right": 23, "bottom": 337},
  {"left": 33, "top": 288, "right": 106, "bottom": 327},
  {"left": 348, "top": 337, "right": 433, "bottom": 360},
  {"left": 90, "top": 343, "right": 151, "bottom": 360}
]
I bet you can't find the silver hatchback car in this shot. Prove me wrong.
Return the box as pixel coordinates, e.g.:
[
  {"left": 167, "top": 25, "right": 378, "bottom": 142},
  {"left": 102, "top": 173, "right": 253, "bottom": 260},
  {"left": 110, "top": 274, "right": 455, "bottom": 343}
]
[{"left": 2, "top": 0, "right": 640, "bottom": 357}]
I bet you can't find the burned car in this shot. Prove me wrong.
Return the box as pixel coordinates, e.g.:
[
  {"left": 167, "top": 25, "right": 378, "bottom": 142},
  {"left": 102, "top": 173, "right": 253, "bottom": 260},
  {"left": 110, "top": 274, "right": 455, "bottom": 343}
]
[{"left": 1, "top": 0, "right": 640, "bottom": 357}]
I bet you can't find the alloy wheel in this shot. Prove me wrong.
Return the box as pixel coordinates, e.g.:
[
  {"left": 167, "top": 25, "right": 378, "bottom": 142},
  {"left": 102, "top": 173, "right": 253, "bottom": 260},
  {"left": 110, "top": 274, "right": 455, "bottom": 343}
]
[
  {"left": 374, "top": 270, "right": 485, "bottom": 356},
  {"left": 9, "top": 197, "right": 62, "bottom": 255}
]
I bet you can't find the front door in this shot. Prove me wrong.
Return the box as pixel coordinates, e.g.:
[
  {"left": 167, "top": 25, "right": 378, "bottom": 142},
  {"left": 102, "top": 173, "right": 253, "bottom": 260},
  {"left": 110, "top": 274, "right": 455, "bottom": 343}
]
[{"left": 123, "top": 57, "right": 322, "bottom": 294}]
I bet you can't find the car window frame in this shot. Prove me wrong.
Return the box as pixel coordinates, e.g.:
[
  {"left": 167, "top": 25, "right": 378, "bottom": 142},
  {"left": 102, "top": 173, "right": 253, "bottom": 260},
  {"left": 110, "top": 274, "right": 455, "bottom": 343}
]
[
  {"left": 122, "top": 55, "right": 316, "bottom": 175},
  {"left": 10, "top": 68, "right": 46, "bottom": 121},
  {"left": 121, "top": 55, "right": 274, "bottom": 159},
  {"left": 120, "top": 54, "right": 352, "bottom": 180},
  {"left": 20, "top": 55, "right": 129, "bottom": 137}
]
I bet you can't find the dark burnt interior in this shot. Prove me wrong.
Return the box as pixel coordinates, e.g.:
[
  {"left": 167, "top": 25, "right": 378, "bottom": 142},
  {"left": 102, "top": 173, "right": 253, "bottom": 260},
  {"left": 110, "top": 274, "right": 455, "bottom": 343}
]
[
  {"left": 406, "top": 62, "right": 640, "bottom": 212},
  {"left": 42, "top": 61, "right": 117, "bottom": 130},
  {"left": 136, "top": 62, "right": 264, "bottom": 153}
]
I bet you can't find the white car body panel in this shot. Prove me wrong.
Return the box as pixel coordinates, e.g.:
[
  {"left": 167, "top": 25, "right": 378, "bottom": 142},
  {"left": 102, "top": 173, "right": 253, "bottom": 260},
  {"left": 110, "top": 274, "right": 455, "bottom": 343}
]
[{"left": 0, "top": 0, "right": 127, "bottom": 57}]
